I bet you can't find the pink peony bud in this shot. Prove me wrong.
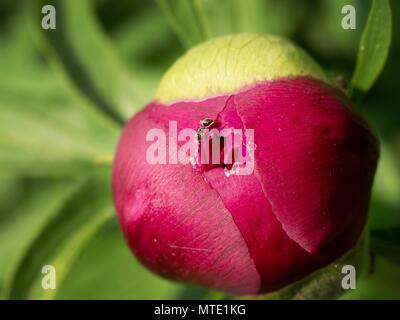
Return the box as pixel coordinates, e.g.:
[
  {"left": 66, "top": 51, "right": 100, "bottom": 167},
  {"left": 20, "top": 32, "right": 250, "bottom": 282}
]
[{"left": 112, "top": 34, "right": 379, "bottom": 295}]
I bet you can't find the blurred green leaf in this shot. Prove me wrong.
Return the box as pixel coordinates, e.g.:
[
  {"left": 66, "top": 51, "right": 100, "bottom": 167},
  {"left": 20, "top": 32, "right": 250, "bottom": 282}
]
[
  {"left": 0, "top": 178, "right": 25, "bottom": 223},
  {"left": 231, "top": 0, "right": 310, "bottom": 37},
  {"left": 113, "top": 8, "right": 177, "bottom": 61},
  {"left": 341, "top": 256, "right": 400, "bottom": 299},
  {"left": 0, "top": 9, "right": 119, "bottom": 178},
  {"left": 157, "top": 0, "right": 210, "bottom": 48},
  {"left": 351, "top": 0, "right": 392, "bottom": 96},
  {"left": 5, "top": 174, "right": 114, "bottom": 299},
  {"left": 304, "top": 0, "right": 366, "bottom": 63},
  {"left": 0, "top": 178, "right": 82, "bottom": 296},
  {"left": 31, "top": 0, "right": 148, "bottom": 122},
  {"left": 369, "top": 142, "right": 400, "bottom": 229},
  {"left": 112, "top": 8, "right": 180, "bottom": 99},
  {"left": 371, "top": 228, "right": 400, "bottom": 266},
  {"left": 0, "top": 76, "right": 119, "bottom": 177},
  {"left": 157, "top": 0, "right": 309, "bottom": 49}
]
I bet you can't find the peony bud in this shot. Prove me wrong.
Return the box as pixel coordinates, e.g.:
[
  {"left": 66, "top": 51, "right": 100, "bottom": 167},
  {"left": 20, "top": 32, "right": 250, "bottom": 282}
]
[{"left": 112, "top": 34, "right": 379, "bottom": 295}]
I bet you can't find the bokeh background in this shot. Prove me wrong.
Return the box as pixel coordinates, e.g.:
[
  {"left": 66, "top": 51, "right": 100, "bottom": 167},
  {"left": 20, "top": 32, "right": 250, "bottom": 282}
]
[{"left": 0, "top": 0, "right": 399, "bottom": 299}]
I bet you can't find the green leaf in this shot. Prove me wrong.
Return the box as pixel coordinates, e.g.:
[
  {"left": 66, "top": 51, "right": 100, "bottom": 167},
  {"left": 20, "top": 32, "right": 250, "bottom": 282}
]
[
  {"left": 0, "top": 178, "right": 82, "bottom": 296},
  {"left": 0, "top": 78, "right": 119, "bottom": 177},
  {"left": 157, "top": 0, "right": 210, "bottom": 48},
  {"left": 30, "top": 0, "right": 148, "bottom": 122},
  {"left": 341, "top": 256, "right": 400, "bottom": 299},
  {"left": 371, "top": 228, "right": 400, "bottom": 266},
  {"left": 0, "top": 83, "right": 118, "bottom": 177},
  {"left": 351, "top": 0, "right": 392, "bottom": 96},
  {"left": 4, "top": 174, "right": 114, "bottom": 299},
  {"left": 0, "top": 10, "right": 119, "bottom": 178},
  {"left": 231, "top": 0, "right": 309, "bottom": 37},
  {"left": 157, "top": 0, "right": 311, "bottom": 49},
  {"left": 113, "top": 7, "right": 180, "bottom": 62},
  {"left": 303, "top": 0, "right": 366, "bottom": 62},
  {"left": 112, "top": 9, "right": 180, "bottom": 100},
  {"left": 368, "top": 142, "right": 400, "bottom": 229}
]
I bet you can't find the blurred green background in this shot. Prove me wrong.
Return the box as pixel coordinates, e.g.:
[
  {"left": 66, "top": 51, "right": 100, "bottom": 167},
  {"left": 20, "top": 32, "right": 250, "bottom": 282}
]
[{"left": 0, "top": 0, "right": 399, "bottom": 299}]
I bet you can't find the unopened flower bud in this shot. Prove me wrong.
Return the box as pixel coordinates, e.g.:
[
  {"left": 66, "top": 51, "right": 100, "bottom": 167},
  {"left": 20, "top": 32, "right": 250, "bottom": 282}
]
[{"left": 112, "top": 34, "right": 379, "bottom": 295}]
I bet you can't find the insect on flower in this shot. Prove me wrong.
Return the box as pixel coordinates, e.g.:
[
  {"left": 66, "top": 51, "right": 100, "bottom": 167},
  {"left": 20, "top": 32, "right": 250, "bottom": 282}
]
[{"left": 197, "top": 118, "right": 215, "bottom": 141}]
